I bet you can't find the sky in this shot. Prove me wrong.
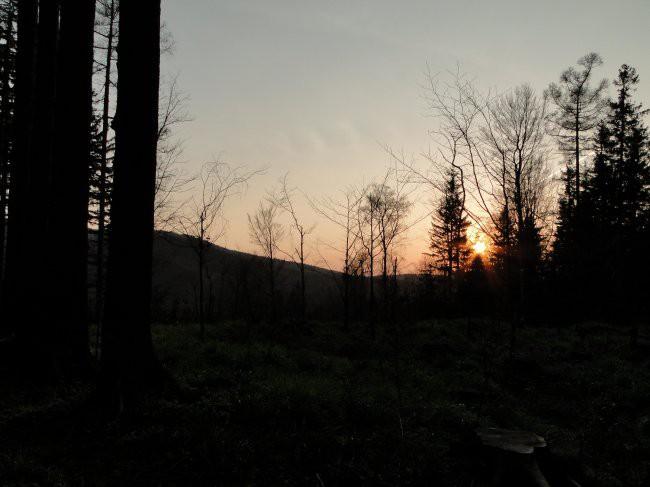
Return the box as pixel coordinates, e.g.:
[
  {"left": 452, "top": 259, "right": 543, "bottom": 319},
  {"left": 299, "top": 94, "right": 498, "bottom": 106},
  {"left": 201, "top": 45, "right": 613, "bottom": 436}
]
[{"left": 161, "top": 0, "right": 650, "bottom": 272}]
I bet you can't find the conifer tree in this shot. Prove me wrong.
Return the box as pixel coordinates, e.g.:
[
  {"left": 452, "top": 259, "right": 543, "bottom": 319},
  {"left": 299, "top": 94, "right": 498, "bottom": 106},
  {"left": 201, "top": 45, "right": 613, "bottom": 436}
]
[
  {"left": 93, "top": 0, "right": 118, "bottom": 326},
  {"left": 428, "top": 169, "right": 469, "bottom": 281},
  {"left": 547, "top": 53, "right": 608, "bottom": 207},
  {"left": 582, "top": 65, "right": 650, "bottom": 337}
]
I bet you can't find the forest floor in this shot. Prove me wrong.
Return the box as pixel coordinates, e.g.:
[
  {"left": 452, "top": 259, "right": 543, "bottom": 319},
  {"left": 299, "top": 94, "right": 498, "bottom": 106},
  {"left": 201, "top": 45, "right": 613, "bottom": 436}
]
[{"left": 1, "top": 318, "right": 650, "bottom": 486}]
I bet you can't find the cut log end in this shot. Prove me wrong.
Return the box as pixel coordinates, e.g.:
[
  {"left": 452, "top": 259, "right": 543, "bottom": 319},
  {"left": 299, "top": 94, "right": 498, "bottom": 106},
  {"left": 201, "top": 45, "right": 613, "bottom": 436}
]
[{"left": 476, "top": 427, "right": 546, "bottom": 454}]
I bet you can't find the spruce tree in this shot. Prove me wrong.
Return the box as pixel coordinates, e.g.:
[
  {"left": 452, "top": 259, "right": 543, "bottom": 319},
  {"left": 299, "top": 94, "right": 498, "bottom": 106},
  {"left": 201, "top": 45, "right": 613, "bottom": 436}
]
[
  {"left": 428, "top": 169, "right": 470, "bottom": 281},
  {"left": 582, "top": 65, "right": 650, "bottom": 333}
]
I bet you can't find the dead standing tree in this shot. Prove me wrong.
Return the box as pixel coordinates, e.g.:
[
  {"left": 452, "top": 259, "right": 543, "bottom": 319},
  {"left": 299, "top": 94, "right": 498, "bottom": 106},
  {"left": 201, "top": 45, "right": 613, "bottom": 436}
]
[
  {"left": 373, "top": 176, "right": 411, "bottom": 313},
  {"left": 248, "top": 201, "right": 285, "bottom": 325},
  {"left": 356, "top": 170, "right": 412, "bottom": 335},
  {"left": 309, "top": 186, "right": 363, "bottom": 330},
  {"left": 269, "top": 174, "right": 314, "bottom": 325},
  {"left": 154, "top": 75, "right": 194, "bottom": 229},
  {"left": 177, "top": 161, "right": 256, "bottom": 338},
  {"left": 356, "top": 184, "right": 379, "bottom": 337}
]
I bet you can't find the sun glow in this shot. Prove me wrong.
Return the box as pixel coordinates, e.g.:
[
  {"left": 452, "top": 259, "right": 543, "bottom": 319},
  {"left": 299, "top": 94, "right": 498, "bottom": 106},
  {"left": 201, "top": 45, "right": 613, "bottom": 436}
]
[
  {"left": 468, "top": 225, "right": 489, "bottom": 256},
  {"left": 473, "top": 240, "right": 487, "bottom": 255}
]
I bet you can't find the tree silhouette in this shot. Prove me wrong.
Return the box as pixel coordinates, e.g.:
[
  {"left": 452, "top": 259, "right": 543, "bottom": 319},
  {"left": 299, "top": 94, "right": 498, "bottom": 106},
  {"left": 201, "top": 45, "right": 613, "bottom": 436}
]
[
  {"left": 428, "top": 169, "right": 470, "bottom": 283},
  {"left": 0, "top": 0, "right": 16, "bottom": 320},
  {"left": 310, "top": 186, "right": 363, "bottom": 330},
  {"left": 92, "top": 0, "right": 118, "bottom": 328},
  {"left": 248, "top": 201, "right": 285, "bottom": 324},
  {"left": 101, "top": 0, "right": 162, "bottom": 404},
  {"left": 48, "top": 0, "right": 96, "bottom": 373},
  {"left": 270, "top": 174, "right": 314, "bottom": 325},
  {"left": 547, "top": 53, "right": 608, "bottom": 207},
  {"left": 581, "top": 65, "right": 650, "bottom": 344},
  {"left": 178, "top": 160, "right": 255, "bottom": 337}
]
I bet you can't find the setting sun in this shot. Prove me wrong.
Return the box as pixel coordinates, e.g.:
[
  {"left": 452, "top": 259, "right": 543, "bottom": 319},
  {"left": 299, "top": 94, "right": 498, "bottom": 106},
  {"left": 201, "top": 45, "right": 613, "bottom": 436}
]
[
  {"left": 473, "top": 240, "right": 487, "bottom": 255},
  {"left": 467, "top": 225, "right": 489, "bottom": 255}
]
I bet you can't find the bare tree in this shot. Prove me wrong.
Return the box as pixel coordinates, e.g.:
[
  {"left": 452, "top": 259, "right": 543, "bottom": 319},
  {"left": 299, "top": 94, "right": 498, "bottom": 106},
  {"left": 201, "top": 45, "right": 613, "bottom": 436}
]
[
  {"left": 248, "top": 201, "right": 285, "bottom": 324},
  {"left": 177, "top": 160, "right": 256, "bottom": 338},
  {"left": 372, "top": 178, "right": 411, "bottom": 303},
  {"left": 355, "top": 170, "right": 412, "bottom": 334},
  {"left": 355, "top": 184, "right": 378, "bottom": 335},
  {"left": 154, "top": 75, "right": 194, "bottom": 229},
  {"left": 546, "top": 52, "right": 608, "bottom": 206},
  {"left": 310, "top": 186, "right": 364, "bottom": 330},
  {"left": 269, "top": 174, "right": 314, "bottom": 324}
]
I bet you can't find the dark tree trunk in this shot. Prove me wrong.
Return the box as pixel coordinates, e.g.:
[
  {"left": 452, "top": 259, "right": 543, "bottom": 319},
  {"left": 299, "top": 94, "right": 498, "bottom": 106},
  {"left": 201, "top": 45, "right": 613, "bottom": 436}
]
[
  {"left": 96, "top": 0, "right": 117, "bottom": 336},
  {"left": 198, "top": 237, "right": 205, "bottom": 338},
  {"left": 343, "top": 276, "right": 349, "bottom": 328},
  {"left": 24, "top": 1, "right": 60, "bottom": 373},
  {"left": 48, "top": 0, "right": 96, "bottom": 375},
  {"left": 299, "top": 234, "right": 305, "bottom": 324},
  {"left": 269, "top": 253, "right": 275, "bottom": 324},
  {"left": 0, "top": 4, "right": 15, "bottom": 312},
  {"left": 368, "top": 237, "right": 375, "bottom": 338},
  {"left": 574, "top": 109, "right": 580, "bottom": 207},
  {"left": 100, "top": 0, "right": 162, "bottom": 405},
  {"left": 4, "top": 0, "right": 36, "bottom": 345}
]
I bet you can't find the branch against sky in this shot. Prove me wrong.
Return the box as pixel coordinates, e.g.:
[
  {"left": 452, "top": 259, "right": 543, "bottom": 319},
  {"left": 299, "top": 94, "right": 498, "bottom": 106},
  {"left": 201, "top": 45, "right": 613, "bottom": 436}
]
[
  {"left": 177, "top": 160, "right": 261, "bottom": 247},
  {"left": 395, "top": 69, "right": 555, "bottom": 246}
]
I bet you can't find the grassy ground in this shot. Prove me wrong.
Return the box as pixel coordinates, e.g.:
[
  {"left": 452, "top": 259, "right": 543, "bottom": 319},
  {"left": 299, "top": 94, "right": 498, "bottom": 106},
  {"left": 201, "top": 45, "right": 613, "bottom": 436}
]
[{"left": 1, "top": 318, "right": 650, "bottom": 486}]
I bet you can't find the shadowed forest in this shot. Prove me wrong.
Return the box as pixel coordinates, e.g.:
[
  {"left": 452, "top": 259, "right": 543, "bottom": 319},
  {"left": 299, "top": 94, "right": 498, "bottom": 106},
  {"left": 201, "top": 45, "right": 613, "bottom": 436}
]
[{"left": 0, "top": 1, "right": 649, "bottom": 486}]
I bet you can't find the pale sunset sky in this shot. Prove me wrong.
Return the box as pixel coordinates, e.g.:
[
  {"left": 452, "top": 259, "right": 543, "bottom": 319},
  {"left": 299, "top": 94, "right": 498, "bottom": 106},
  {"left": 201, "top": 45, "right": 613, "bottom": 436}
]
[{"left": 161, "top": 0, "right": 650, "bottom": 272}]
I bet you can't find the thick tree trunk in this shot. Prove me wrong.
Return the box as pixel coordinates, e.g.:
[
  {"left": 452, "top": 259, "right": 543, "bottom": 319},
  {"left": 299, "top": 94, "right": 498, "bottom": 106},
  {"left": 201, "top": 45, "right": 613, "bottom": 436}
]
[
  {"left": 25, "top": 1, "right": 60, "bottom": 372},
  {"left": 49, "top": 0, "right": 96, "bottom": 375},
  {"left": 0, "top": 5, "right": 14, "bottom": 312},
  {"left": 100, "top": 0, "right": 162, "bottom": 405},
  {"left": 4, "top": 0, "right": 36, "bottom": 348}
]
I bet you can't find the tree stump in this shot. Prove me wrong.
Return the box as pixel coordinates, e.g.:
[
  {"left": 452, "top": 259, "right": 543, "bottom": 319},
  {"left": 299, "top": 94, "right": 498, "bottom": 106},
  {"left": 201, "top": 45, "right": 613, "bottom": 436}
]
[{"left": 476, "top": 427, "right": 551, "bottom": 487}]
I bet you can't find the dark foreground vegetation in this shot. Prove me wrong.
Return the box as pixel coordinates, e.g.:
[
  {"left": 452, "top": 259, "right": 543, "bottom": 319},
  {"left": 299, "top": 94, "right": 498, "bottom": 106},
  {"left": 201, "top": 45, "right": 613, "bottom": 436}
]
[{"left": 2, "top": 319, "right": 650, "bottom": 486}]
